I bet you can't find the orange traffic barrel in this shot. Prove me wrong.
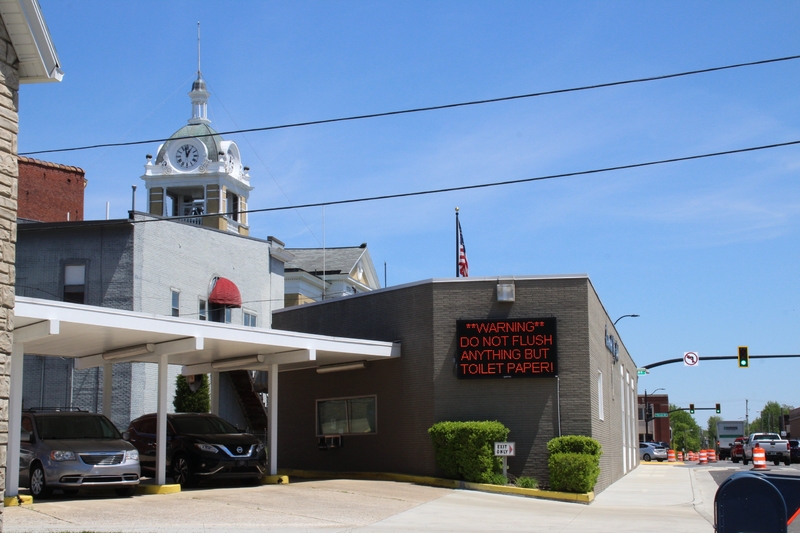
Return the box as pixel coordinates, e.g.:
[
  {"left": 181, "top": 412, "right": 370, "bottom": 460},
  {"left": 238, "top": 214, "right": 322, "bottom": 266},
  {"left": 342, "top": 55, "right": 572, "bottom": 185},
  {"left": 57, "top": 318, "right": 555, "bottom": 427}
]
[
  {"left": 677, "top": 451, "right": 683, "bottom": 461},
  {"left": 668, "top": 449, "right": 676, "bottom": 462},
  {"left": 699, "top": 450, "right": 708, "bottom": 464},
  {"left": 752, "top": 446, "right": 768, "bottom": 470},
  {"left": 709, "top": 449, "right": 717, "bottom": 463}
]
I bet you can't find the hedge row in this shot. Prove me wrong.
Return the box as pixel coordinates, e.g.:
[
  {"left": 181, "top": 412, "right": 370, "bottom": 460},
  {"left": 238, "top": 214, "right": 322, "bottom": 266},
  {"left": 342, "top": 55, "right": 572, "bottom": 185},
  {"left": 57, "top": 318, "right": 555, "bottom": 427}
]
[{"left": 428, "top": 421, "right": 509, "bottom": 484}]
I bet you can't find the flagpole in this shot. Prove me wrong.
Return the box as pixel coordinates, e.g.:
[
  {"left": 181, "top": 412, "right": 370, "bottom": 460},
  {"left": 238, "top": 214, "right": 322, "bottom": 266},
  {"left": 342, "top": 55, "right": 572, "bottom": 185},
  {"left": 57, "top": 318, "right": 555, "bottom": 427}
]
[{"left": 455, "top": 207, "right": 460, "bottom": 277}]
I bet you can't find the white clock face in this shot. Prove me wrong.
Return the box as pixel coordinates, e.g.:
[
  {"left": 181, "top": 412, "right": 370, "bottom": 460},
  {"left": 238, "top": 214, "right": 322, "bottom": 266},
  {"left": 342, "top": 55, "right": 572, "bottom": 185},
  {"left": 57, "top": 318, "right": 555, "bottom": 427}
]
[{"left": 175, "top": 144, "right": 200, "bottom": 169}]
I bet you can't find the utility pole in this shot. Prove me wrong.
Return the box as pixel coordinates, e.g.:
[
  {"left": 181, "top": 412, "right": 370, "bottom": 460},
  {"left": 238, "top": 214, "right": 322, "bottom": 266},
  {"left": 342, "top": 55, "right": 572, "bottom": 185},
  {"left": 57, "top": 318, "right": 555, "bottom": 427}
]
[{"left": 745, "top": 399, "right": 749, "bottom": 435}]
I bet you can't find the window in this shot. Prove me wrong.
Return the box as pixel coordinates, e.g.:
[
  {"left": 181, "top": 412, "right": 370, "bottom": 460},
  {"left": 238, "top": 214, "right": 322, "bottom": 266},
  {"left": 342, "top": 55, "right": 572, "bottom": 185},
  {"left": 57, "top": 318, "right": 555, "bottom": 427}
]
[
  {"left": 243, "top": 311, "right": 257, "bottom": 327},
  {"left": 317, "top": 396, "right": 376, "bottom": 435},
  {"left": 209, "top": 302, "right": 232, "bottom": 324},
  {"left": 198, "top": 299, "right": 207, "bottom": 321},
  {"left": 227, "top": 192, "right": 240, "bottom": 222},
  {"left": 597, "top": 371, "right": 604, "bottom": 420},
  {"left": 171, "top": 290, "right": 180, "bottom": 317},
  {"left": 63, "top": 264, "right": 86, "bottom": 304}
]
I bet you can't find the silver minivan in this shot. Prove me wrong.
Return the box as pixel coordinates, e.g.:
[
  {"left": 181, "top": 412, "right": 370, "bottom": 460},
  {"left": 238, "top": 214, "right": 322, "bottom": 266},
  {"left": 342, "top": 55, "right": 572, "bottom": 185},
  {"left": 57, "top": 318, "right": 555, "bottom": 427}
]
[{"left": 20, "top": 410, "right": 140, "bottom": 497}]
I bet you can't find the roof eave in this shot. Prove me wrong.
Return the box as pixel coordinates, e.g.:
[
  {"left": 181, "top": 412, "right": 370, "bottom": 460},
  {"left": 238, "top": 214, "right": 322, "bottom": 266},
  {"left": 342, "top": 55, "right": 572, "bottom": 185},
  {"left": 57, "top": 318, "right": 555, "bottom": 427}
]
[{"left": 0, "top": 0, "right": 63, "bottom": 84}]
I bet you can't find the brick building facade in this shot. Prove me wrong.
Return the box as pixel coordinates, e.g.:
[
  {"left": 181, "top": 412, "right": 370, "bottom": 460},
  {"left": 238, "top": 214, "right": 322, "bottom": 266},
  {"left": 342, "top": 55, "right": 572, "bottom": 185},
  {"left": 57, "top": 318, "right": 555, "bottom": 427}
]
[
  {"left": 272, "top": 275, "right": 639, "bottom": 494},
  {"left": 638, "top": 393, "right": 670, "bottom": 443},
  {"left": 17, "top": 156, "right": 86, "bottom": 222}
]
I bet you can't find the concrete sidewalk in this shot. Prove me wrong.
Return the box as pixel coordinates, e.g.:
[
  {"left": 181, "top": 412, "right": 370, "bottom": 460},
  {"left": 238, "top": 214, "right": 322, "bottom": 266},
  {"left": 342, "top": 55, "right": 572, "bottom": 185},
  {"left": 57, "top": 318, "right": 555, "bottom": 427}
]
[{"left": 4, "top": 464, "right": 717, "bottom": 532}]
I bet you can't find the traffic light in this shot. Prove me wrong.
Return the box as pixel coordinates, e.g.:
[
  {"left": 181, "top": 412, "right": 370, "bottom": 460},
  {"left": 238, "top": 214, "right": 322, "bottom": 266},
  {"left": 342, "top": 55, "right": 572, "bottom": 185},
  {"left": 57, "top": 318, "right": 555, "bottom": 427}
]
[
  {"left": 689, "top": 403, "right": 695, "bottom": 414},
  {"left": 716, "top": 403, "right": 721, "bottom": 414},
  {"left": 738, "top": 346, "right": 749, "bottom": 368},
  {"left": 646, "top": 405, "right": 653, "bottom": 421}
]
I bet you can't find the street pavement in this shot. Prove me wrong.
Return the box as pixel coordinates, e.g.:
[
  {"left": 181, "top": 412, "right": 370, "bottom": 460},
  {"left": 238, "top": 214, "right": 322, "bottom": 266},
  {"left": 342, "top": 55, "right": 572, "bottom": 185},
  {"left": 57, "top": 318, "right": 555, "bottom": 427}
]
[{"left": 4, "top": 463, "right": 722, "bottom": 532}]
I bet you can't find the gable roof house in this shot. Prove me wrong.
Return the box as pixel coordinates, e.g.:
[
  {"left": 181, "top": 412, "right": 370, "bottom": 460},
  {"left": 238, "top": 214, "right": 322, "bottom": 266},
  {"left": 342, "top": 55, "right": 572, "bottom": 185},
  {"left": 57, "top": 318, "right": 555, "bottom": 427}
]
[{"left": 284, "top": 244, "right": 381, "bottom": 307}]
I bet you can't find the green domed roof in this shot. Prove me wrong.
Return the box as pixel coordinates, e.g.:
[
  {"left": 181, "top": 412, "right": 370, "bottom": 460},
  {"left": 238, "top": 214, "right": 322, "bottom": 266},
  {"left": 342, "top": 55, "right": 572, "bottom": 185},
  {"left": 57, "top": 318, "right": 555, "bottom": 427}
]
[{"left": 155, "top": 123, "right": 225, "bottom": 165}]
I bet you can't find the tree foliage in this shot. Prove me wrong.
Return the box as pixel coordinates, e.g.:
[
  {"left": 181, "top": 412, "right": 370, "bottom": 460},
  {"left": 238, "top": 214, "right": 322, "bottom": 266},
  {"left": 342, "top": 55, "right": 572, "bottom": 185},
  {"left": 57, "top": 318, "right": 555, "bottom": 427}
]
[
  {"left": 670, "top": 404, "right": 702, "bottom": 451},
  {"left": 706, "top": 415, "right": 721, "bottom": 442},
  {"left": 174, "top": 374, "right": 210, "bottom": 413},
  {"left": 748, "top": 401, "right": 793, "bottom": 434}
]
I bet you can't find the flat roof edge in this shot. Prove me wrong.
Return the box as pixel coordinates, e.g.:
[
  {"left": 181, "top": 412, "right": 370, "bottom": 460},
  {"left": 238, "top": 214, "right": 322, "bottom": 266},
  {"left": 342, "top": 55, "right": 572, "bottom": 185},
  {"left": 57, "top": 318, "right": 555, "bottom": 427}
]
[{"left": 274, "top": 274, "right": 590, "bottom": 314}]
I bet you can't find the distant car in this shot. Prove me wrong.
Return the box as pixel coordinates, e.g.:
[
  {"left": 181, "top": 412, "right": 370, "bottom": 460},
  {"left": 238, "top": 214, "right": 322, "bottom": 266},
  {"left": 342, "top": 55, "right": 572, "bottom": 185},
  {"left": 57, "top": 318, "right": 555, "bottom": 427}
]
[
  {"left": 731, "top": 437, "right": 747, "bottom": 463},
  {"left": 639, "top": 442, "right": 668, "bottom": 462},
  {"left": 20, "top": 409, "right": 140, "bottom": 498},
  {"left": 789, "top": 440, "right": 800, "bottom": 464},
  {"left": 126, "top": 413, "right": 266, "bottom": 487}
]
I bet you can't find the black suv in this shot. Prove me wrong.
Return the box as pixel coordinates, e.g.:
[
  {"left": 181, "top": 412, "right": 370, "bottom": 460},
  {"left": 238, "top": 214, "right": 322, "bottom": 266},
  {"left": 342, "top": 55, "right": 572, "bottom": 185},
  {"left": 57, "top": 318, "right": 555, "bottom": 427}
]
[{"left": 126, "top": 413, "right": 266, "bottom": 487}]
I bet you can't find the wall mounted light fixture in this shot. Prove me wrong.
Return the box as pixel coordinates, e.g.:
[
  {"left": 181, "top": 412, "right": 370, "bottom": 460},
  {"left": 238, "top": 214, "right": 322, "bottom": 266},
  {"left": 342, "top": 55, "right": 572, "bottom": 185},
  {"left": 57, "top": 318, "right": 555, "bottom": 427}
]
[
  {"left": 316, "top": 362, "right": 366, "bottom": 374},
  {"left": 497, "top": 282, "right": 515, "bottom": 302},
  {"left": 210, "top": 353, "right": 266, "bottom": 370},
  {"left": 102, "top": 343, "right": 155, "bottom": 361}
]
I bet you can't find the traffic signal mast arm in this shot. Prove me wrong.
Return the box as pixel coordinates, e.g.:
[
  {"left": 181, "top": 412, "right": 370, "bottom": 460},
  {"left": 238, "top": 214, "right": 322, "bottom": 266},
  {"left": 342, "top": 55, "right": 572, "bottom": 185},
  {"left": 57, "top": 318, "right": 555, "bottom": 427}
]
[
  {"left": 643, "top": 353, "right": 800, "bottom": 370},
  {"left": 669, "top": 407, "right": 717, "bottom": 412}
]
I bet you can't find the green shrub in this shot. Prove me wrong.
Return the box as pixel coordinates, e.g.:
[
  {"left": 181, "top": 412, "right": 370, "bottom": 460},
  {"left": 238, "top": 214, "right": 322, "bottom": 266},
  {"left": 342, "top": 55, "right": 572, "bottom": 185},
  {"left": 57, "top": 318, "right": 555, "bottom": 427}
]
[
  {"left": 547, "top": 435, "right": 602, "bottom": 493},
  {"left": 428, "top": 421, "right": 510, "bottom": 483},
  {"left": 548, "top": 453, "right": 600, "bottom": 493},
  {"left": 515, "top": 476, "right": 538, "bottom": 489},
  {"left": 484, "top": 472, "right": 508, "bottom": 486},
  {"left": 173, "top": 374, "right": 210, "bottom": 413},
  {"left": 547, "top": 435, "right": 602, "bottom": 457}
]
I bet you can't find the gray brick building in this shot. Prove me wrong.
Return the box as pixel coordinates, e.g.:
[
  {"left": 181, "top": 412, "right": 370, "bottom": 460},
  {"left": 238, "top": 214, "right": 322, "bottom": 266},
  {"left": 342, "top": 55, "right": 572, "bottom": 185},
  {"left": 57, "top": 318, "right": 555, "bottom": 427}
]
[
  {"left": 15, "top": 213, "right": 289, "bottom": 431},
  {"left": 272, "top": 275, "right": 639, "bottom": 494}
]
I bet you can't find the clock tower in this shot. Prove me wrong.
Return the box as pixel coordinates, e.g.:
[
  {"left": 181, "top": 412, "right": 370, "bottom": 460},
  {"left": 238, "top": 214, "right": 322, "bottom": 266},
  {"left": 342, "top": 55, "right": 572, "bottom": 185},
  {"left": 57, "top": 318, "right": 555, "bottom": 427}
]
[{"left": 141, "top": 71, "right": 252, "bottom": 235}]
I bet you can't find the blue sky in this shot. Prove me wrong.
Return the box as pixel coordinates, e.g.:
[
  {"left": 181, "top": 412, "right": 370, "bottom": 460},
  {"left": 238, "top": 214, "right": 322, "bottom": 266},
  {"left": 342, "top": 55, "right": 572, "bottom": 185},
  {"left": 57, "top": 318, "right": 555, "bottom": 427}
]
[{"left": 20, "top": 1, "right": 800, "bottom": 431}]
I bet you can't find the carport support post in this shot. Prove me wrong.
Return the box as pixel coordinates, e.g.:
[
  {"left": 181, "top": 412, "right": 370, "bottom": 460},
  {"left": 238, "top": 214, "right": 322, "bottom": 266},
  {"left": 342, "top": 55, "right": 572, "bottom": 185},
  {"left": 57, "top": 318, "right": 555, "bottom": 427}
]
[
  {"left": 268, "top": 363, "right": 278, "bottom": 476},
  {"left": 210, "top": 371, "right": 220, "bottom": 415},
  {"left": 156, "top": 353, "right": 169, "bottom": 485},
  {"left": 6, "top": 343, "right": 24, "bottom": 498},
  {"left": 102, "top": 363, "right": 112, "bottom": 418}
]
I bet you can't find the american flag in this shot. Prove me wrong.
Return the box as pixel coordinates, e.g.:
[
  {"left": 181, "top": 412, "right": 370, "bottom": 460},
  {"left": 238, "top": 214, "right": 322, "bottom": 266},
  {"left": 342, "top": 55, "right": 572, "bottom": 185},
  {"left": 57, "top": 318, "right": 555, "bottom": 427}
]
[{"left": 457, "top": 218, "right": 469, "bottom": 277}]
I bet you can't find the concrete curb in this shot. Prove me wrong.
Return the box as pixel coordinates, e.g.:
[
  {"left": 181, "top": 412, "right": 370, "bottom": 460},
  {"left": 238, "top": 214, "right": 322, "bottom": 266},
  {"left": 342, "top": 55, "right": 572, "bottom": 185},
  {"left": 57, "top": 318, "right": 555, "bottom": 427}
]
[
  {"left": 280, "top": 469, "right": 594, "bottom": 504},
  {"left": 3, "top": 495, "right": 32, "bottom": 506},
  {"left": 260, "top": 475, "right": 289, "bottom": 485},
  {"left": 641, "top": 461, "right": 687, "bottom": 466},
  {"left": 136, "top": 483, "right": 181, "bottom": 494}
]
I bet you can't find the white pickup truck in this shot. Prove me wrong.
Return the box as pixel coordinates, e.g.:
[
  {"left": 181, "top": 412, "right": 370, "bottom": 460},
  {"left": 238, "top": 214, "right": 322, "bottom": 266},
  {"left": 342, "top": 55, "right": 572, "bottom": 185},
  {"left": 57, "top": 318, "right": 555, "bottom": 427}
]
[{"left": 742, "top": 432, "right": 791, "bottom": 466}]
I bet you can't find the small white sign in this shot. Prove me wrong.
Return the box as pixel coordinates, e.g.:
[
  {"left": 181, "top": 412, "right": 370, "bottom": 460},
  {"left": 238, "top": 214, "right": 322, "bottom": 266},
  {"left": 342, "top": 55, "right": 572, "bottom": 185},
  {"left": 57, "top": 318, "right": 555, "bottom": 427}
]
[
  {"left": 683, "top": 352, "right": 699, "bottom": 367},
  {"left": 494, "top": 442, "right": 515, "bottom": 456}
]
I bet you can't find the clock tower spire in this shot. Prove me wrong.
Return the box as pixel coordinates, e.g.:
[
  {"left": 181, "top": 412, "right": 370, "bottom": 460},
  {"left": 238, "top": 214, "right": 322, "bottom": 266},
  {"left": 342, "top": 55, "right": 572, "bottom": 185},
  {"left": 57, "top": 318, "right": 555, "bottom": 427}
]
[
  {"left": 189, "top": 22, "right": 209, "bottom": 125},
  {"left": 140, "top": 22, "right": 252, "bottom": 236}
]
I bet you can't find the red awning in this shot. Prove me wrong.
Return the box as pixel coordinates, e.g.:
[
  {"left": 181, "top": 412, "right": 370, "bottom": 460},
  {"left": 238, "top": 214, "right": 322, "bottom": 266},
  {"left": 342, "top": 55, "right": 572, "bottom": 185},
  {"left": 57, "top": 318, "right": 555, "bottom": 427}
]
[{"left": 209, "top": 277, "right": 242, "bottom": 307}]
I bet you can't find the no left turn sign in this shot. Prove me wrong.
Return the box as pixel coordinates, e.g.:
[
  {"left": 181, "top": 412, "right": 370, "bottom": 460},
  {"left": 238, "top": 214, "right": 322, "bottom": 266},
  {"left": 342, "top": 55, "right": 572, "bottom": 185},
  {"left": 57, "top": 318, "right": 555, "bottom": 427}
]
[{"left": 683, "top": 352, "right": 699, "bottom": 367}]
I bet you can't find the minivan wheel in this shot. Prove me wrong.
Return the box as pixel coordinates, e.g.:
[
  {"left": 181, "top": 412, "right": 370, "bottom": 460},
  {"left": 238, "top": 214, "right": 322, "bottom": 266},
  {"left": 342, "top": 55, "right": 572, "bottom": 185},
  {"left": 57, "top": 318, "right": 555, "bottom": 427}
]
[
  {"left": 29, "top": 464, "right": 52, "bottom": 498},
  {"left": 172, "top": 454, "right": 195, "bottom": 487}
]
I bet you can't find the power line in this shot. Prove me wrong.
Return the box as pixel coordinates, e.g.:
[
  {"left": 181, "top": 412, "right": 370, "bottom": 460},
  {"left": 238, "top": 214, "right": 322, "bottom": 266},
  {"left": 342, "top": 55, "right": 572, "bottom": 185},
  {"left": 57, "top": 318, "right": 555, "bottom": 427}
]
[
  {"left": 17, "top": 137, "right": 800, "bottom": 232},
  {"left": 19, "top": 53, "right": 800, "bottom": 157}
]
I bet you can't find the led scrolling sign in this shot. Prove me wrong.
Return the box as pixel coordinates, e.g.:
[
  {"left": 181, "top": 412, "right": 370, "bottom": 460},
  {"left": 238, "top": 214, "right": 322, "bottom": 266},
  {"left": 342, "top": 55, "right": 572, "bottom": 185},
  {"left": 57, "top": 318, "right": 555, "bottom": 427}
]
[{"left": 456, "top": 318, "right": 558, "bottom": 379}]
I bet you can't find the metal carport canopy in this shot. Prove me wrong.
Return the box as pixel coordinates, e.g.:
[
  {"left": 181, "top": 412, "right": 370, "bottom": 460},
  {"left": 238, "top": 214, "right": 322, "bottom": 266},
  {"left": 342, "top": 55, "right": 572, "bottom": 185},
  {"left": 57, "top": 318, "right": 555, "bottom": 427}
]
[{"left": 8, "top": 296, "right": 400, "bottom": 496}]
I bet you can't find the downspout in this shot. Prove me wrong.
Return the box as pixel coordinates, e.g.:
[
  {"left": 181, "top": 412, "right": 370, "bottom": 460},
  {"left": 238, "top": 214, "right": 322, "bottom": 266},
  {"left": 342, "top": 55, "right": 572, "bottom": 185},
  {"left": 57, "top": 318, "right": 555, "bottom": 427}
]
[{"left": 556, "top": 376, "right": 562, "bottom": 437}]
